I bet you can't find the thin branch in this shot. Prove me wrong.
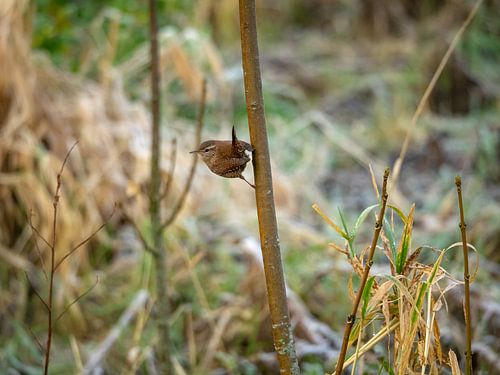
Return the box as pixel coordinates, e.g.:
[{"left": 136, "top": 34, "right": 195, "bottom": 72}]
[
  {"left": 27, "top": 326, "right": 44, "bottom": 354},
  {"left": 334, "top": 168, "right": 390, "bottom": 375},
  {"left": 390, "top": 0, "right": 483, "bottom": 190},
  {"left": 25, "top": 272, "right": 49, "bottom": 312},
  {"left": 120, "top": 207, "right": 159, "bottom": 257},
  {"left": 455, "top": 176, "right": 472, "bottom": 375},
  {"left": 54, "top": 206, "right": 115, "bottom": 271},
  {"left": 28, "top": 211, "right": 52, "bottom": 250},
  {"left": 160, "top": 78, "right": 206, "bottom": 230},
  {"left": 160, "top": 137, "right": 177, "bottom": 201},
  {"left": 44, "top": 141, "right": 78, "bottom": 375},
  {"left": 58, "top": 141, "right": 79, "bottom": 176},
  {"left": 56, "top": 276, "right": 99, "bottom": 322},
  {"left": 29, "top": 212, "right": 48, "bottom": 281}
]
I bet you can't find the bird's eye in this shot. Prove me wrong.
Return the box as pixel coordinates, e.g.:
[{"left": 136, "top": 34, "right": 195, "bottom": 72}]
[{"left": 204, "top": 148, "right": 210, "bottom": 153}]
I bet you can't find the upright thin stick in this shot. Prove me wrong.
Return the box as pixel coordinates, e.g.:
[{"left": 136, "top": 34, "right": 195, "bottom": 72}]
[
  {"left": 455, "top": 176, "right": 472, "bottom": 375},
  {"left": 148, "top": 0, "right": 172, "bottom": 372},
  {"left": 238, "top": 1, "right": 299, "bottom": 374},
  {"left": 334, "top": 169, "right": 390, "bottom": 375},
  {"left": 42, "top": 142, "right": 77, "bottom": 375}
]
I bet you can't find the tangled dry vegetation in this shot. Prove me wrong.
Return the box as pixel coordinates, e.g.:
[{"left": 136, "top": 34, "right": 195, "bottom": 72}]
[{"left": 0, "top": 1, "right": 499, "bottom": 374}]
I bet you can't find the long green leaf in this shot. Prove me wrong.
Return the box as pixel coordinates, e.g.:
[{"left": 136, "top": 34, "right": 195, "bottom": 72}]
[
  {"left": 396, "top": 204, "right": 415, "bottom": 274},
  {"left": 383, "top": 217, "right": 397, "bottom": 261},
  {"left": 338, "top": 207, "right": 354, "bottom": 256},
  {"left": 361, "top": 276, "right": 376, "bottom": 318},
  {"left": 387, "top": 204, "right": 408, "bottom": 224},
  {"left": 352, "top": 204, "right": 379, "bottom": 240}
]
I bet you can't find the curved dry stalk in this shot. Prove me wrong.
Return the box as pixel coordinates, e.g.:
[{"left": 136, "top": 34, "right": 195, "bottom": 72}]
[
  {"left": 334, "top": 168, "right": 390, "bottom": 375},
  {"left": 390, "top": 0, "right": 483, "bottom": 190},
  {"left": 238, "top": 1, "right": 299, "bottom": 373},
  {"left": 455, "top": 176, "right": 472, "bottom": 375}
]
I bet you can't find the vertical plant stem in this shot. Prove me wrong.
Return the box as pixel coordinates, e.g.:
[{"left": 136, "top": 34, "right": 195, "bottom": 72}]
[
  {"left": 335, "top": 169, "right": 390, "bottom": 375},
  {"left": 455, "top": 176, "right": 472, "bottom": 375},
  {"left": 43, "top": 181, "right": 58, "bottom": 375},
  {"left": 148, "top": 0, "right": 172, "bottom": 372},
  {"left": 238, "top": 1, "right": 299, "bottom": 374},
  {"left": 43, "top": 141, "right": 77, "bottom": 374}
]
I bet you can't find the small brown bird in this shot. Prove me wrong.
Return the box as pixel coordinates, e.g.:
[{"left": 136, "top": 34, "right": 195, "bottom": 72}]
[{"left": 190, "top": 126, "right": 255, "bottom": 188}]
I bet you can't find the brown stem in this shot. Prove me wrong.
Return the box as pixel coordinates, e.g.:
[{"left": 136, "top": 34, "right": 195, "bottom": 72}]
[
  {"left": 43, "top": 141, "right": 78, "bottom": 375},
  {"left": 334, "top": 168, "right": 390, "bottom": 375},
  {"left": 148, "top": 0, "right": 172, "bottom": 372},
  {"left": 238, "top": 1, "right": 299, "bottom": 373},
  {"left": 455, "top": 176, "right": 472, "bottom": 375}
]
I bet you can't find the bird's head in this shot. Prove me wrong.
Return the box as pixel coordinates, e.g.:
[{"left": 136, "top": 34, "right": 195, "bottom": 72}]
[{"left": 190, "top": 140, "right": 217, "bottom": 164}]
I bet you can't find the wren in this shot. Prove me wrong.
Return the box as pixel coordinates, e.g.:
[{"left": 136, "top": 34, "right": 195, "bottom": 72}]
[{"left": 190, "top": 126, "right": 255, "bottom": 188}]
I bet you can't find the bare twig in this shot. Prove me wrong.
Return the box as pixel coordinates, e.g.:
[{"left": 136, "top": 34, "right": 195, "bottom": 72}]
[
  {"left": 28, "top": 326, "right": 45, "bottom": 354},
  {"left": 334, "top": 168, "right": 390, "bottom": 375},
  {"left": 160, "top": 137, "right": 177, "bottom": 201},
  {"left": 32, "top": 230, "right": 48, "bottom": 281},
  {"left": 160, "top": 78, "right": 206, "bottom": 230},
  {"left": 238, "top": 1, "right": 299, "bottom": 373},
  {"left": 455, "top": 176, "right": 472, "bottom": 375},
  {"left": 56, "top": 276, "right": 99, "bottom": 322},
  {"left": 390, "top": 0, "right": 483, "bottom": 190},
  {"left": 25, "top": 272, "right": 49, "bottom": 312},
  {"left": 54, "top": 206, "right": 116, "bottom": 271},
  {"left": 28, "top": 211, "right": 52, "bottom": 250},
  {"left": 43, "top": 141, "right": 78, "bottom": 375},
  {"left": 118, "top": 203, "right": 159, "bottom": 256}
]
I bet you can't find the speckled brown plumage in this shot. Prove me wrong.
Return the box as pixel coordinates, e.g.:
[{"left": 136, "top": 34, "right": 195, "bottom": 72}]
[{"left": 190, "top": 126, "right": 255, "bottom": 188}]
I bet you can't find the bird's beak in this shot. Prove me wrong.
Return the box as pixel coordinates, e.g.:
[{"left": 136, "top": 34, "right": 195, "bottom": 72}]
[{"left": 189, "top": 150, "right": 199, "bottom": 154}]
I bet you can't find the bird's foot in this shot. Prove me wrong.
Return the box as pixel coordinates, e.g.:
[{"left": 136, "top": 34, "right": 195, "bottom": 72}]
[{"left": 240, "top": 175, "right": 255, "bottom": 189}]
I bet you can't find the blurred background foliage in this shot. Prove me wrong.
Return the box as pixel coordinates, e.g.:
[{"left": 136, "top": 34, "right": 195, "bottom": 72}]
[{"left": 0, "top": 0, "right": 499, "bottom": 374}]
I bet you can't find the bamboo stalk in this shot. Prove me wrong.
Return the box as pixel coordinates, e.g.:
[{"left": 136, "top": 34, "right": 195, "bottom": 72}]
[
  {"left": 455, "top": 176, "right": 472, "bottom": 375},
  {"left": 238, "top": 1, "right": 299, "bottom": 373},
  {"left": 334, "top": 168, "right": 390, "bottom": 375}
]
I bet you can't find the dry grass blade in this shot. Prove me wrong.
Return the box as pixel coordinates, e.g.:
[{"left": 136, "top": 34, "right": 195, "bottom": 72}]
[
  {"left": 312, "top": 203, "right": 347, "bottom": 238},
  {"left": 449, "top": 349, "right": 462, "bottom": 375},
  {"left": 391, "top": 0, "right": 483, "bottom": 189},
  {"left": 343, "top": 319, "right": 400, "bottom": 368}
]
